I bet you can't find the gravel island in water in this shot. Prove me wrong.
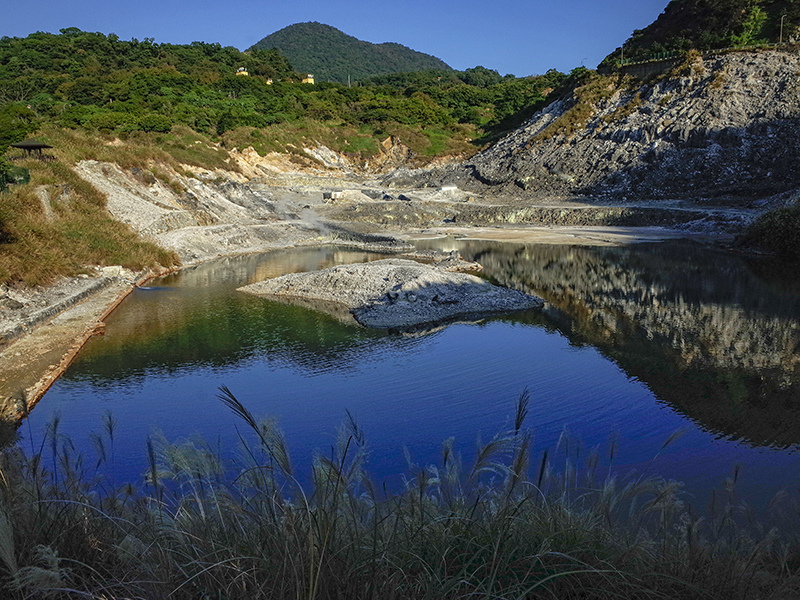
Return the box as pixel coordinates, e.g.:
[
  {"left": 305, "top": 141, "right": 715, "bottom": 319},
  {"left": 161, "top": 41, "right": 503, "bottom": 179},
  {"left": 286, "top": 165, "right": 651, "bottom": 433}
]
[{"left": 238, "top": 258, "right": 543, "bottom": 329}]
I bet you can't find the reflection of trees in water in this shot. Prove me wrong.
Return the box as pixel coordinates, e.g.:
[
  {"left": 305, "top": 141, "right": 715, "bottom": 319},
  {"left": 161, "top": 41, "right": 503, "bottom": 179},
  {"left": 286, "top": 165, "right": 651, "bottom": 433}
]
[
  {"left": 441, "top": 239, "right": 800, "bottom": 448},
  {"left": 66, "top": 247, "right": 424, "bottom": 384}
]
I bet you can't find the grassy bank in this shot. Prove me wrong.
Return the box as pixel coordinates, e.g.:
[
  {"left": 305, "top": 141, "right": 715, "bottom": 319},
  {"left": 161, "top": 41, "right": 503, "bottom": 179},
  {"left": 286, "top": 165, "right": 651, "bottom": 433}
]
[
  {"left": 0, "top": 127, "right": 224, "bottom": 285},
  {"left": 1, "top": 390, "right": 798, "bottom": 599}
]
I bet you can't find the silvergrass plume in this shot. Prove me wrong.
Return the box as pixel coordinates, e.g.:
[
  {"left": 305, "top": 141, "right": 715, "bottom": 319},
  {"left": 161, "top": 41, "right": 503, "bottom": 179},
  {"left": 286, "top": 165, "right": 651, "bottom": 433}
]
[{"left": 0, "top": 391, "right": 796, "bottom": 599}]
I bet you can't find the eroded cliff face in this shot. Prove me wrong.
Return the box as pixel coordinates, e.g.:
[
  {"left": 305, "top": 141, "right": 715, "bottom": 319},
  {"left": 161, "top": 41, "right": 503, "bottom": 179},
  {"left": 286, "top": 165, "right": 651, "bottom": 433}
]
[
  {"left": 433, "top": 51, "right": 800, "bottom": 205},
  {"left": 74, "top": 160, "right": 339, "bottom": 263}
]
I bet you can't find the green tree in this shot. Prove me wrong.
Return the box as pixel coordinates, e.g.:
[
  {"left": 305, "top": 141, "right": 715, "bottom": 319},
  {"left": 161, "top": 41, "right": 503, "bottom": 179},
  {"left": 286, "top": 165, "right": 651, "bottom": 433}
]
[
  {"left": 731, "top": 3, "right": 769, "bottom": 46},
  {"left": 0, "top": 104, "right": 37, "bottom": 148},
  {"left": 134, "top": 113, "right": 173, "bottom": 132},
  {"left": 462, "top": 66, "right": 503, "bottom": 87}
]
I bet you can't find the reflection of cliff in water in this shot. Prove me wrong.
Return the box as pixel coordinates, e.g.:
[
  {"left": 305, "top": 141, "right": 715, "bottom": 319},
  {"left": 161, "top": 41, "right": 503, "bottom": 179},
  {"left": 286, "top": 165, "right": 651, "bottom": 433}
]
[
  {"left": 65, "top": 248, "right": 431, "bottom": 384},
  {"left": 437, "top": 239, "right": 800, "bottom": 448}
]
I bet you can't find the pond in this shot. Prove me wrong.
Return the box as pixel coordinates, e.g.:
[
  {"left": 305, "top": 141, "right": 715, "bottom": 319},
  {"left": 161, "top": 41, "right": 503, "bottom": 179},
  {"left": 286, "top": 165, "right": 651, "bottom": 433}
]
[{"left": 23, "top": 240, "right": 800, "bottom": 509}]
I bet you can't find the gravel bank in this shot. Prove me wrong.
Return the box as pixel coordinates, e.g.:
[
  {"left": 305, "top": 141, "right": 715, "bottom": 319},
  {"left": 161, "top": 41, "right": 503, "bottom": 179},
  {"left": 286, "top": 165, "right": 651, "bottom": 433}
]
[{"left": 238, "top": 258, "right": 543, "bottom": 330}]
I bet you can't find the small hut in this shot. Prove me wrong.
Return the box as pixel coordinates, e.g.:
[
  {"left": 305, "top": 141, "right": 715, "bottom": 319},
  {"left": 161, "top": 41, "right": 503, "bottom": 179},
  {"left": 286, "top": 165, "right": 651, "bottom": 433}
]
[{"left": 10, "top": 140, "right": 53, "bottom": 158}]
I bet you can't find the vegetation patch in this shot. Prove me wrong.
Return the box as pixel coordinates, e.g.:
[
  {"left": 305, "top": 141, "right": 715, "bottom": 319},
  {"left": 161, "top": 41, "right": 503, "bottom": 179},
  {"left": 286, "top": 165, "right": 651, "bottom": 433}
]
[
  {"left": 0, "top": 155, "right": 178, "bottom": 286},
  {"left": 602, "top": 0, "right": 800, "bottom": 66},
  {"left": 384, "top": 122, "right": 477, "bottom": 158},
  {"left": 666, "top": 49, "right": 707, "bottom": 79},
  {"left": 532, "top": 72, "right": 620, "bottom": 142},
  {"left": 602, "top": 92, "right": 643, "bottom": 124},
  {"left": 739, "top": 203, "right": 800, "bottom": 260}
]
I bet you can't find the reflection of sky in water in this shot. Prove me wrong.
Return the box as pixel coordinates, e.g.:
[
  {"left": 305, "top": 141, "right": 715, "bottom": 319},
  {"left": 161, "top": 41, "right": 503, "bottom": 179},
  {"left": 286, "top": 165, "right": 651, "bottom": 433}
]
[{"left": 23, "top": 243, "right": 800, "bottom": 510}]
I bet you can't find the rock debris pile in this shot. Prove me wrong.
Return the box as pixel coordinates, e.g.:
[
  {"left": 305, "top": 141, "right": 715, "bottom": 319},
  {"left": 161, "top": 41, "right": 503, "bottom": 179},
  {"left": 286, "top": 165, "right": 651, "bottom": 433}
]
[{"left": 238, "top": 258, "right": 543, "bottom": 329}]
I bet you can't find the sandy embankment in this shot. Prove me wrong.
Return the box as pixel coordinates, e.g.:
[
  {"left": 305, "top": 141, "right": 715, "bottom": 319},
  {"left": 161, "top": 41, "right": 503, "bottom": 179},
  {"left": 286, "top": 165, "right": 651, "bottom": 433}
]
[{"left": 0, "top": 269, "right": 168, "bottom": 422}]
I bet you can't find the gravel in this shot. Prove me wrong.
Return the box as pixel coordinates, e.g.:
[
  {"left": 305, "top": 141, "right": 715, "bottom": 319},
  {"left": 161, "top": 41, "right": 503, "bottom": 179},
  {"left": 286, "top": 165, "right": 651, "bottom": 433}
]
[{"left": 238, "top": 258, "right": 543, "bottom": 330}]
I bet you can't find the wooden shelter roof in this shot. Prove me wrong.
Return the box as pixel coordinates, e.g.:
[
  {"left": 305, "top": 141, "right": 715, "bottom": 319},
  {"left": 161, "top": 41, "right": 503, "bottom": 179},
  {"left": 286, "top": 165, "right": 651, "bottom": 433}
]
[{"left": 10, "top": 140, "right": 53, "bottom": 150}]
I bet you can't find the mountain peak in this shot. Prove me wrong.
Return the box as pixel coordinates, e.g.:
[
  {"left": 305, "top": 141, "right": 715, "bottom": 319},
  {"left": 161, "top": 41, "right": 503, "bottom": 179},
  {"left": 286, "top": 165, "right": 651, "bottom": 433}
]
[{"left": 249, "top": 22, "right": 452, "bottom": 84}]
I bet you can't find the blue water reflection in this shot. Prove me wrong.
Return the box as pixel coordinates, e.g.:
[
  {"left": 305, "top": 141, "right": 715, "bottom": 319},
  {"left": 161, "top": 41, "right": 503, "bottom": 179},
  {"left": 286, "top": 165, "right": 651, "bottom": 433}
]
[{"left": 24, "top": 242, "right": 800, "bottom": 510}]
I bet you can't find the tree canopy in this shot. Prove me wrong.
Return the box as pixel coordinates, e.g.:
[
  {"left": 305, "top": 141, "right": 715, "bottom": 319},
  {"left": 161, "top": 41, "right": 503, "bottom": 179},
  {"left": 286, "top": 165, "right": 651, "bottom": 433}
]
[
  {"left": 604, "top": 0, "right": 800, "bottom": 64},
  {"left": 0, "top": 28, "right": 565, "bottom": 158}
]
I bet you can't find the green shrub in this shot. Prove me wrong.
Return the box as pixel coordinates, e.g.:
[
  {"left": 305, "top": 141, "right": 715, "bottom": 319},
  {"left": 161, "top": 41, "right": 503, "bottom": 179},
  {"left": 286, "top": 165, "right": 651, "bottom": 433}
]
[
  {"left": 0, "top": 157, "right": 11, "bottom": 190},
  {"left": 134, "top": 113, "right": 173, "bottom": 133},
  {"left": 86, "top": 111, "right": 132, "bottom": 132},
  {"left": 741, "top": 204, "right": 800, "bottom": 260},
  {"left": 59, "top": 104, "right": 101, "bottom": 129},
  {"left": 6, "top": 166, "right": 29, "bottom": 185}
]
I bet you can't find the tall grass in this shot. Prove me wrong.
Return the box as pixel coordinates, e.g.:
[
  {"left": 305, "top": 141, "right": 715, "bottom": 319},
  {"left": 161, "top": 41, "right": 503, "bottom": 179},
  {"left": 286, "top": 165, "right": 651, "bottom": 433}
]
[
  {"left": 0, "top": 129, "right": 183, "bottom": 285},
  {"left": 0, "top": 391, "right": 799, "bottom": 599},
  {"left": 220, "top": 120, "right": 478, "bottom": 164},
  {"left": 0, "top": 161, "right": 178, "bottom": 286},
  {"left": 37, "top": 125, "right": 239, "bottom": 174}
]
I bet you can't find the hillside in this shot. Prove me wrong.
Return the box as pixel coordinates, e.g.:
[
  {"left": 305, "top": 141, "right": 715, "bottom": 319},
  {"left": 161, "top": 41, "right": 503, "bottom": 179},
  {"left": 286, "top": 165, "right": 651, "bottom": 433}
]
[
  {"left": 0, "top": 28, "right": 558, "bottom": 165},
  {"left": 605, "top": 0, "right": 800, "bottom": 64},
  {"left": 249, "top": 22, "right": 453, "bottom": 84},
  {"left": 422, "top": 50, "right": 800, "bottom": 205},
  {"left": 0, "top": 28, "right": 569, "bottom": 284}
]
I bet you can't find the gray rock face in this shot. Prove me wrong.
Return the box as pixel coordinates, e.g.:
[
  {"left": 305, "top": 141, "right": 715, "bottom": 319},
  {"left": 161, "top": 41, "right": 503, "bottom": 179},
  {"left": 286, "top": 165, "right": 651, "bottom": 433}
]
[
  {"left": 238, "top": 258, "right": 543, "bottom": 329},
  {"left": 424, "top": 51, "right": 800, "bottom": 203}
]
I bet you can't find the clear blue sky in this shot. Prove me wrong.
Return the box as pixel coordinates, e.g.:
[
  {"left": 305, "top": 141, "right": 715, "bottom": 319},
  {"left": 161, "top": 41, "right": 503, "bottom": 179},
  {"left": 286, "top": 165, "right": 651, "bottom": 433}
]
[{"left": 5, "top": 0, "right": 670, "bottom": 76}]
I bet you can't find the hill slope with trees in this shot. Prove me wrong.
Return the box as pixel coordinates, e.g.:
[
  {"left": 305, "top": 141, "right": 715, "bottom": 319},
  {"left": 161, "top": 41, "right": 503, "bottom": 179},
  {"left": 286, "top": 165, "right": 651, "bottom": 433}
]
[
  {"left": 0, "top": 27, "right": 564, "bottom": 284},
  {"left": 605, "top": 0, "right": 800, "bottom": 64},
  {"left": 0, "top": 28, "right": 563, "bottom": 166},
  {"left": 249, "top": 22, "right": 453, "bottom": 84}
]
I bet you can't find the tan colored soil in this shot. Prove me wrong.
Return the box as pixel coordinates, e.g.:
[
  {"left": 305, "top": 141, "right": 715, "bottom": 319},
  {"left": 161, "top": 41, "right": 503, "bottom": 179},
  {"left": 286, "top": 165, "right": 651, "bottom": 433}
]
[{"left": 401, "top": 225, "right": 724, "bottom": 246}]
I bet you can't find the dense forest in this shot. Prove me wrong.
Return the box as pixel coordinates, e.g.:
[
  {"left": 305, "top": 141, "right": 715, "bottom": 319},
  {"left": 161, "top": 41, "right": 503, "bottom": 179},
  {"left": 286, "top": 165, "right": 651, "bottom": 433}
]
[
  {"left": 249, "top": 22, "right": 453, "bottom": 84},
  {"left": 605, "top": 0, "right": 800, "bottom": 64},
  {"left": 0, "top": 28, "right": 566, "bottom": 187}
]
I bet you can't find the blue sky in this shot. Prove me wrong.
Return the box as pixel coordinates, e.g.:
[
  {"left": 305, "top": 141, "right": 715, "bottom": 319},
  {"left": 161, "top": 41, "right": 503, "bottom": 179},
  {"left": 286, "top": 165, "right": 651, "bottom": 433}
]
[{"left": 5, "top": 0, "right": 670, "bottom": 76}]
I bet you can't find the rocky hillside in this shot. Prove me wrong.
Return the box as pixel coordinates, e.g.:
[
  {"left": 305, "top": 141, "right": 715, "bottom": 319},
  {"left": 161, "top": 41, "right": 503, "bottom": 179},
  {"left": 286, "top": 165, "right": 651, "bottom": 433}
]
[
  {"left": 425, "top": 50, "right": 800, "bottom": 205},
  {"left": 249, "top": 22, "right": 452, "bottom": 84}
]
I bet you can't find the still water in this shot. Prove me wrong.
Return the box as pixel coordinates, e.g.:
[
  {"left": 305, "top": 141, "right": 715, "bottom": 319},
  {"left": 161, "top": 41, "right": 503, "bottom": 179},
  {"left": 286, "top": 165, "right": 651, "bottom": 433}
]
[{"left": 25, "top": 240, "right": 800, "bottom": 507}]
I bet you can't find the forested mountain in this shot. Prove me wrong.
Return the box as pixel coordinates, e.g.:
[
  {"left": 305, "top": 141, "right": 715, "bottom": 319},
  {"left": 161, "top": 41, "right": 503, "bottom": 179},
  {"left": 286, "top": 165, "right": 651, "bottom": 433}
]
[
  {"left": 605, "top": 0, "right": 800, "bottom": 64},
  {"left": 0, "top": 27, "right": 565, "bottom": 191},
  {"left": 0, "top": 28, "right": 297, "bottom": 137},
  {"left": 249, "top": 22, "right": 453, "bottom": 84}
]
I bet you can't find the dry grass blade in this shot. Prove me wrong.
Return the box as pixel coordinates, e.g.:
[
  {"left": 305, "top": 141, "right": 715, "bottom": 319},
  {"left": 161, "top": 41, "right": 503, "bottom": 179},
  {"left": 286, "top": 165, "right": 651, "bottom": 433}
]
[
  {"left": 514, "top": 387, "right": 530, "bottom": 435},
  {"left": 217, "top": 385, "right": 259, "bottom": 435},
  {"left": 0, "top": 389, "right": 797, "bottom": 599}
]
